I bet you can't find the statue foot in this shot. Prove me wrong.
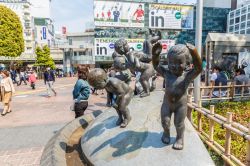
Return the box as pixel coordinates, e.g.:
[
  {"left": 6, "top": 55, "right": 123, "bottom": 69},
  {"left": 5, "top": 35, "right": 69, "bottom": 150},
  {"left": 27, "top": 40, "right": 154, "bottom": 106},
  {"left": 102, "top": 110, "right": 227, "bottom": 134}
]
[
  {"left": 120, "top": 117, "right": 131, "bottom": 128},
  {"left": 172, "top": 138, "right": 184, "bottom": 150},
  {"left": 161, "top": 133, "right": 171, "bottom": 144},
  {"left": 140, "top": 92, "right": 150, "bottom": 98},
  {"left": 116, "top": 117, "right": 123, "bottom": 126}
]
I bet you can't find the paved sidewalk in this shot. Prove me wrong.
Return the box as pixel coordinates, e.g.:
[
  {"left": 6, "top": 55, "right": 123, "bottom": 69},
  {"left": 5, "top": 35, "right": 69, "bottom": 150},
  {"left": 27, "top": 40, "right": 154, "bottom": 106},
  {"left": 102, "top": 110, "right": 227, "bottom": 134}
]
[
  {"left": 0, "top": 77, "right": 107, "bottom": 166},
  {"left": 0, "top": 77, "right": 164, "bottom": 166}
]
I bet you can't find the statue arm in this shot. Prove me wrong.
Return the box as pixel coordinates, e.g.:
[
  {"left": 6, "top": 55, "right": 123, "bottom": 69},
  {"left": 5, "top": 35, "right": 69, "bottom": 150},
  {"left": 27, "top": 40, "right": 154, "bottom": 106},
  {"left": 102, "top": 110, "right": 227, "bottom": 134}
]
[
  {"left": 152, "top": 42, "right": 164, "bottom": 76},
  {"left": 185, "top": 43, "right": 202, "bottom": 83}
]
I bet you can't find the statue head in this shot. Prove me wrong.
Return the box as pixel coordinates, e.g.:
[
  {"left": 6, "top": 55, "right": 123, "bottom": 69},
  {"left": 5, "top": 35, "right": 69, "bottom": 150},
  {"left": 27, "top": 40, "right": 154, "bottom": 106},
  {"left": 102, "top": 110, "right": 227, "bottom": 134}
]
[
  {"left": 114, "top": 39, "right": 130, "bottom": 55},
  {"left": 88, "top": 68, "right": 108, "bottom": 89},
  {"left": 167, "top": 44, "right": 191, "bottom": 76},
  {"left": 113, "top": 56, "right": 127, "bottom": 71}
]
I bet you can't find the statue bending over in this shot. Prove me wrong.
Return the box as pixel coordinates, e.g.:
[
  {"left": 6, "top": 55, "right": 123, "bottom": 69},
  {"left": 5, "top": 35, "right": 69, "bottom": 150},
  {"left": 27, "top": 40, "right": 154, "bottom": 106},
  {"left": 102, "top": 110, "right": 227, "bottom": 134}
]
[
  {"left": 152, "top": 43, "right": 202, "bottom": 150},
  {"left": 88, "top": 68, "right": 133, "bottom": 128}
]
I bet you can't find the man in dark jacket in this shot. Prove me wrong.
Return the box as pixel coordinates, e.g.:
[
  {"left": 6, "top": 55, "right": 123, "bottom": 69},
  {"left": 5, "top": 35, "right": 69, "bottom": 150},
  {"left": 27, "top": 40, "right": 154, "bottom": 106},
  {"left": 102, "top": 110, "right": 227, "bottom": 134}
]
[{"left": 44, "top": 67, "right": 57, "bottom": 97}]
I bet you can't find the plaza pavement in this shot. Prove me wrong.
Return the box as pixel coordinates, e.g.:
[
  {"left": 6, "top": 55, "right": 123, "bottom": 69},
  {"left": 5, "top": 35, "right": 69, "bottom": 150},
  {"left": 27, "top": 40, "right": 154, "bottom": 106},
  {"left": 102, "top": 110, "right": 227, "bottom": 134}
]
[
  {"left": 0, "top": 76, "right": 164, "bottom": 166},
  {"left": 0, "top": 77, "right": 108, "bottom": 166}
]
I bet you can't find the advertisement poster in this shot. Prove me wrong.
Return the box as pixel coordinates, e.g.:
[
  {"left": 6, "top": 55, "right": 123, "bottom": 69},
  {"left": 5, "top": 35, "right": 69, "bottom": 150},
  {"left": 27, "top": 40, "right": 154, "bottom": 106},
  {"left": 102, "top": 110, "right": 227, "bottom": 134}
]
[
  {"left": 160, "top": 39, "right": 176, "bottom": 54},
  {"left": 149, "top": 4, "right": 194, "bottom": 29},
  {"left": 238, "top": 51, "right": 250, "bottom": 78},
  {"left": 94, "top": 1, "right": 145, "bottom": 28},
  {"left": 95, "top": 38, "right": 144, "bottom": 56}
]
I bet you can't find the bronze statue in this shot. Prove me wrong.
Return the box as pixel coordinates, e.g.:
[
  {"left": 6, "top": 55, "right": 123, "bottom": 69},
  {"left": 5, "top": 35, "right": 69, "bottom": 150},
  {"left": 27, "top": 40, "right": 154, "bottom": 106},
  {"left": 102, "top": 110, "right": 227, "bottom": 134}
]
[
  {"left": 88, "top": 68, "right": 133, "bottom": 128},
  {"left": 114, "top": 39, "right": 158, "bottom": 97},
  {"left": 152, "top": 42, "right": 202, "bottom": 150}
]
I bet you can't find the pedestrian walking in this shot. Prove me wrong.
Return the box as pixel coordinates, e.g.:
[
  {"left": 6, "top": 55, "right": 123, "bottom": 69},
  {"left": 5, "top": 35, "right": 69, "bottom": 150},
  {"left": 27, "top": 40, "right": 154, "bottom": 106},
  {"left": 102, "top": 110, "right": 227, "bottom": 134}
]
[
  {"left": 17, "top": 69, "right": 27, "bottom": 86},
  {"left": 1, "top": 70, "right": 15, "bottom": 116},
  {"left": 72, "top": 66, "right": 90, "bottom": 118},
  {"left": 44, "top": 67, "right": 57, "bottom": 97},
  {"left": 29, "top": 71, "right": 37, "bottom": 90}
]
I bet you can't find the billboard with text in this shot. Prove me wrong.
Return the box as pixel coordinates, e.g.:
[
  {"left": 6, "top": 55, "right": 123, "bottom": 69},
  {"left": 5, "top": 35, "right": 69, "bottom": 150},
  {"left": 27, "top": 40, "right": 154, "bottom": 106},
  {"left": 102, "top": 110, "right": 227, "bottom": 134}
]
[
  {"left": 94, "top": 1, "right": 145, "bottom": 28},
  {"left": 149, "top": 4, "right": 194, "bottom": 29},
  {"left": 95, "top": 38, "right": 144, "bottom": 56}
]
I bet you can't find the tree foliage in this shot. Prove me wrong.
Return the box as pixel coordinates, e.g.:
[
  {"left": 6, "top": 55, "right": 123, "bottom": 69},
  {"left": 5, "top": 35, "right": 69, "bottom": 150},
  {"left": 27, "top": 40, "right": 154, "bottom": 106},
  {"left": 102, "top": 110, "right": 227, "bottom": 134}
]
[
  {"left": 35, "top": 45, "right": 55, "bottom": 69},
  {"left": 0, "top": 5, "right": 24, "bottom": 57}
]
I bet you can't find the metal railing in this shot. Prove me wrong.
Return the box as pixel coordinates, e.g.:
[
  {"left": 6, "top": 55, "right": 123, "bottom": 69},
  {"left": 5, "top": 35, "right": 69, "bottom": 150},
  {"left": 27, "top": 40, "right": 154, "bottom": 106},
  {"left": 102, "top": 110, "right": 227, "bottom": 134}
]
[{"left": 187, "top": 96, "right": 250, "bottom": 166}]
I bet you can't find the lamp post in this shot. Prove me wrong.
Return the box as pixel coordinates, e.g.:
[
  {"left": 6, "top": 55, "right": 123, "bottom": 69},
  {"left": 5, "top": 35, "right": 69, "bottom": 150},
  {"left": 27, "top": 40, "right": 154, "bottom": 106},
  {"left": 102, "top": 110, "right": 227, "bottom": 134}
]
[{"left": 194, "top": 0, "right": 203, "bottom": 103}]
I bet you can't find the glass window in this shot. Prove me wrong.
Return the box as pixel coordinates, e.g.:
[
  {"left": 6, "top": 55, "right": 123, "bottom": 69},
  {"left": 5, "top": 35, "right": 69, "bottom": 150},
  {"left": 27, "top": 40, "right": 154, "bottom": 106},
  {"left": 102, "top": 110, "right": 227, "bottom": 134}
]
[
  {"left": 247, "top": 21, "right": 250, "bottom": 27},
  {"left": 235, "top": 31, "right": 239, "bottom": 34},
  {"left": 230, "top": 19, "right": 234, "bottom": 25},
  {"left": 74, "top": 52, "right": 77, "bottom": 56},
  {"left": 242, "top": 7, "right": 247, "bottom": 14},
  {"left": 248, "top": 5, "right": 250, "bottom": 11},
  {"left": 241, "top": 15, "right": 246, "bottom": 21},
  {"left": 248, "top": 13, "right": 250, "bottom": 20},
  {"left": 240, "top": 30, "right": 246, "bottom": 34},
  {"left": 235, "top": 17, "right": 240, "bottom": 23},
  {"left": 230, "top": 11, "right": 234, "bottom": 18},
  {"left": 235, "top": 24, "right": 240, "bottom": 31},
  {"left": 236, "top": 9, "right": 240, "bottom": 16},
  {"left": 229, "top": 26, "right": 234, "bottom": 32},
  {"left": 241, "top": 22, "right": 246, "bottom": 29},
  {"left": 69, "top": 38, "right": 72, "bottom": 45},
  {"left": 247, "top": 28, "right": 250, "bottom": 34}
]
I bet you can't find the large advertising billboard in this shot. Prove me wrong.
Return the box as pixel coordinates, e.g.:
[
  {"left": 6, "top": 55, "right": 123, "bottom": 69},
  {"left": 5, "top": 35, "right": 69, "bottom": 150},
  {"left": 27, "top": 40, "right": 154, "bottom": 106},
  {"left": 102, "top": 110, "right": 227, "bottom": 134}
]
[
  {"left": 95, "top": 38, "right": 144, "bottom": 57},
  {"left": 94, "top": 1, "right": 145, "bottom": 28},
  {"left": 149, "top": 4, "right": 194, "bottom": 29}
]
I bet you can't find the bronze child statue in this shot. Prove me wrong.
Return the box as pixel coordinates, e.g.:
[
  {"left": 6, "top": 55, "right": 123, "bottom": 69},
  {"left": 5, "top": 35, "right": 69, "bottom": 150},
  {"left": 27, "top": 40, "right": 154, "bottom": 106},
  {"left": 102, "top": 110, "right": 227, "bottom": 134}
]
[
  {"left": 88, "top": 68, "right": 133, "bottom": 128},
  {"left": 114, "top": 39, "right": 157, "bottom": 98},
  {"left": 152, "top": 43, "right": 202, "bottom": 150}
]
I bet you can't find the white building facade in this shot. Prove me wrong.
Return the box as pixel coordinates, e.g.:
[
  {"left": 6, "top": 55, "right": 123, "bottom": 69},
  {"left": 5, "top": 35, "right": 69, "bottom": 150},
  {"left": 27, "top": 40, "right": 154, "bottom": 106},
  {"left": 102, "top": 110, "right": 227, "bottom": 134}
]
[{"left": 227, "top": 4, "right": 250, "bottom": 34}]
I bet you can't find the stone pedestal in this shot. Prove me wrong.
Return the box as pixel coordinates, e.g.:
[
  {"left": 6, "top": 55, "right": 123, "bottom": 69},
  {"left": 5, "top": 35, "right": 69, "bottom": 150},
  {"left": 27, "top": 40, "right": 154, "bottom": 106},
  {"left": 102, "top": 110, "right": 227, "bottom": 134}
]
[{"left": 81, "top": 91, "right": 215, "bottom": 166}]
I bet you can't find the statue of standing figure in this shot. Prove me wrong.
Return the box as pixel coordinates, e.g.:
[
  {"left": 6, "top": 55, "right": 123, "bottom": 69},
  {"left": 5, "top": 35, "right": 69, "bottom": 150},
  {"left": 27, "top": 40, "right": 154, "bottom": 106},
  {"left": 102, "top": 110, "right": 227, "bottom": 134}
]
[
  {"left": 152, "top": 42, "right": 202, "bottom": 150},
  {"left": 113, "top": 32, "right": 161, "bottom": 97}
]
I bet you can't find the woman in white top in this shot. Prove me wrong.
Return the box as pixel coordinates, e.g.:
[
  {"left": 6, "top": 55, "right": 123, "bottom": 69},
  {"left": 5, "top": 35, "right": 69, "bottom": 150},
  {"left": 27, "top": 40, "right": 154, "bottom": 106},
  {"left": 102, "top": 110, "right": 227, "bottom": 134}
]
[{"left": 1, "top": 70, "right": 15, "bottom": 116}]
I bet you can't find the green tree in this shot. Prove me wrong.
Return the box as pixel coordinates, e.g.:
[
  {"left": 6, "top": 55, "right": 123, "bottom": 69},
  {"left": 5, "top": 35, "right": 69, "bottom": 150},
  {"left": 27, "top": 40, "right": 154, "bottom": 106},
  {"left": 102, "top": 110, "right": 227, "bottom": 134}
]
[
  {"left": 0, "top": 5, "right": 24, "bottom": 57},
  {"left": 35, "top": 45, "right": 55, "bottom": 69}
]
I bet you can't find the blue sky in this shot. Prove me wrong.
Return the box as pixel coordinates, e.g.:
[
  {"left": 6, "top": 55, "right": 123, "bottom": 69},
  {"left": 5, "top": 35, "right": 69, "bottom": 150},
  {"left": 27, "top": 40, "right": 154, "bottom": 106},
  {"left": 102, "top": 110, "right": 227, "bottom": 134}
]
[{"left": 51, "top": 0, "right": 196, "bottom": 33}]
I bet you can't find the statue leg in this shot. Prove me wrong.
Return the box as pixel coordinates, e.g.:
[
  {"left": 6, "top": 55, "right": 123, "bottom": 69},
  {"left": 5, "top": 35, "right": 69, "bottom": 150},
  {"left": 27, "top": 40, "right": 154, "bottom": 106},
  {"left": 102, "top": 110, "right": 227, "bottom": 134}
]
[
  {"left": 173, "top": 105, "right": 187, "bottom": 150},
  {"left": 119, "top": 92, "right": 132, "bottom": 128},
  {"left": 114, "top": 97, "right": 123, "bottom": 126},
  {"left": 150, "top": 73, "right": 157, "bottom": 92},
  {"left": 139, "top": 74, "right": 150, "bottom": 98},
  {"left": 161, "top": 100, "right": 172, "bottom": 144}
]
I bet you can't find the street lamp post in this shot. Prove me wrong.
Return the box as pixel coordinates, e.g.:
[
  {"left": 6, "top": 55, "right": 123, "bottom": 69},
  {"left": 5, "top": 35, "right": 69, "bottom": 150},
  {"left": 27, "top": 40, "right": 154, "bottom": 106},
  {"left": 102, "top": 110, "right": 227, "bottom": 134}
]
[{"left": 194, "top": 0, "right": 203, "bottom": 103}]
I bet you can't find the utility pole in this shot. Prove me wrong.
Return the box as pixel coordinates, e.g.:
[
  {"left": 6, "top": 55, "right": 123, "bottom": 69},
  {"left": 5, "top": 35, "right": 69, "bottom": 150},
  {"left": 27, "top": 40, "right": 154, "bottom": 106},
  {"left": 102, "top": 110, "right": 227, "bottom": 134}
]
[{"left": 194, "top": 0, "right": 203, "bottom": 103}]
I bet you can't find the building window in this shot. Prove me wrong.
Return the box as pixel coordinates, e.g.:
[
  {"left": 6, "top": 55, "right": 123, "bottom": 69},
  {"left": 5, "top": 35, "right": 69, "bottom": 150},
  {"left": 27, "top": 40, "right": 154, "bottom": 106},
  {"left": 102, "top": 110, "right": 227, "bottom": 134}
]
[
  {"left": 230, "top": 19, "right": 234, "bottom": 25},
  {"left": 69, "top": 38, "right": 72, "bottom": 45},
  {"left": 247, "top": 21, "right": 250, "bottom": 28},
  {"left": 240, "top": 30, "right": 246, "bottom": 34},
  {"left": 230, "top": 11, "right": 235, "bottom": 18},
  {"left": 229, "top": 26, "right": 234, "bottom": 32},
  {"left": 247, "top": 28, "right": 250, "bottom": 34},
  {"left": 235, "top": 31, "right": 239, "bottom": 34},
  {"left": 241, "top": 15, "right": 246, "bottom": 22},
  {"left": 241, "top": 22, "right": 246, "bottom": 29},
  {"left": 74, "top": 52, "right": 77, "bottom": 56},
  {"left": 242, "top": 7, "right": 247, "bottom": 14},
  {"left": 236, "top": 9, "right": 240, "bottom": 17},
  {"left": 248, "top": 5, "right": 250, "bottom": 11},
  {"left": 235, "top": 17, "right": 240, "bottom": 23},
  {"left": 248, "top": 13, "right": 250, "bottom": 20},
  {"left": 235, "top": 24, "right": 240, "bottom": 31}
]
